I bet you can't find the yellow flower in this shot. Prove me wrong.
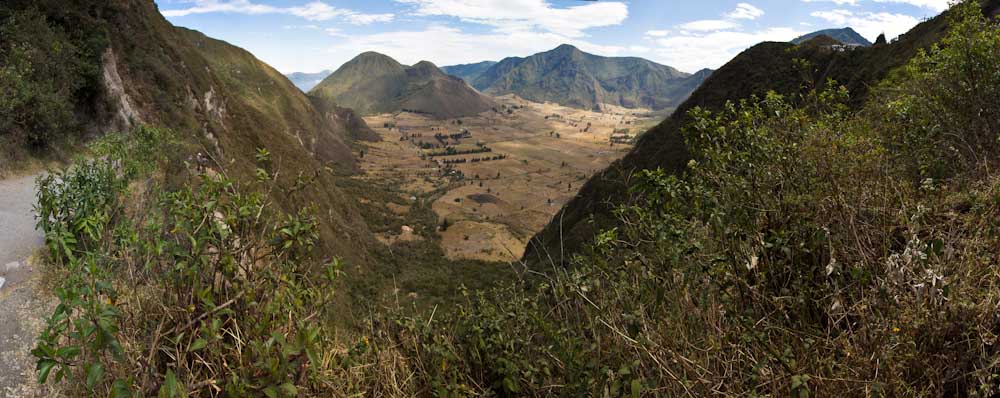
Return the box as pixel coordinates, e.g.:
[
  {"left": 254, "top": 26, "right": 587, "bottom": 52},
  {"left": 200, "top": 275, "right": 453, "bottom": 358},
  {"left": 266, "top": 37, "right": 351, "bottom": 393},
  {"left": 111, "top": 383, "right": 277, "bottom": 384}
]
[{"left": 892, "top": 326, "right": 901, "bottom": 333}]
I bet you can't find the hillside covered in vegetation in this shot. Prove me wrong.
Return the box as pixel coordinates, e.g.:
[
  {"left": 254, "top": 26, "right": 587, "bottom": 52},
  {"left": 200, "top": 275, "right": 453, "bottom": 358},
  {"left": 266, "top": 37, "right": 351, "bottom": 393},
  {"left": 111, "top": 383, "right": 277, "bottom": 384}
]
[{"left": 5, "top": 0, "right": 1000, "bottom": 397}]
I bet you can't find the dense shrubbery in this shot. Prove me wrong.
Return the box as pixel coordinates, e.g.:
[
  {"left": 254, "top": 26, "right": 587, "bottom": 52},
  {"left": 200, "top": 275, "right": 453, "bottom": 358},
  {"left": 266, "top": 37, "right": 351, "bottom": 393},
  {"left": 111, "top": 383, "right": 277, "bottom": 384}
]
[
  {"left": 0, "top": 6, "right": 105, "bottom": 156},
  {"left": 32, "top": 125, "right": 362, "bottom": 397},
  {"left": 368, "top": 3, "right": 1000, "bottom": 396}
]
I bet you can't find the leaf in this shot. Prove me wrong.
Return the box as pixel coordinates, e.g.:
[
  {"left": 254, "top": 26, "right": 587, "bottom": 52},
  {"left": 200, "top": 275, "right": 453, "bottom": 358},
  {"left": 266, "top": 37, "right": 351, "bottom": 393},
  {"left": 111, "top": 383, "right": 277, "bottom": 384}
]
[
  {"left": 280, "top": 382, "right": 298, "bottom": 397},
  {"left": 158, "top": 369, "right": 186, "bottom": 398},
  {"left": 37, "top": 359, "right": 57, "bottom": 384},
  {"left": 190, "top": 338, "right": 208, "bottom": 352},
  {"left": 631, "top": 379, "right": 643, "bottom": 398},
  {"left": 110, "top": 379, "right": 132, "bottom": 398},
  {"left": 86, "top": 362, "right": 105, "bottom": 389}
]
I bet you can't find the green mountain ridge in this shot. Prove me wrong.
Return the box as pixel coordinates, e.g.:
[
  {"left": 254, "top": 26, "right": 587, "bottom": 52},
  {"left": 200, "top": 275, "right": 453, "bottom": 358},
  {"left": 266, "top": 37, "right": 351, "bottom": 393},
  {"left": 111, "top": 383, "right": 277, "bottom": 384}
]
[
  {"left": 310, "top": 52, "right": 495, "bottom": 119},
  {"left": 471, "top": 44, "right": 711, "bottom": 111}
]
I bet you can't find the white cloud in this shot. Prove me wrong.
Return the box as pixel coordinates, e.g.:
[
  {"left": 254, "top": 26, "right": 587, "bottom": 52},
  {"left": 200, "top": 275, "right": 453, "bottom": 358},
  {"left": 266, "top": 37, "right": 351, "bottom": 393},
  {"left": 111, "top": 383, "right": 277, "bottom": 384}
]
[
  {"left": 393, "top": 0, "right": 628, "bottom": 38},
  {"left": 678, "top": 19, "right": 741, "bottom": 32},
  {"left": 635, "top": 2, "right": 800, "bottom": 73},
  {"left": 649, "top": 27, "right": 805, "bottom": 73},
  {"left": 323, "top": 25, "right": 628, "bottom": 71},
  {"left": 811, "top": 9, "right": 854, "bottom": 25},
  {"left": 802, "top": 0, "right": 860, "bottom": 6},
  {"left": 872, "top": 0, "right": 951, "bottom": 12},
  {"left": 726, "top": 3, "right": 765, "bottom": 20},
  {"left": 161, "top": 0, "right": 394, "bottom": 25},
  {"left": 811, "top": 9, "right": 920, "bottom": 40}
]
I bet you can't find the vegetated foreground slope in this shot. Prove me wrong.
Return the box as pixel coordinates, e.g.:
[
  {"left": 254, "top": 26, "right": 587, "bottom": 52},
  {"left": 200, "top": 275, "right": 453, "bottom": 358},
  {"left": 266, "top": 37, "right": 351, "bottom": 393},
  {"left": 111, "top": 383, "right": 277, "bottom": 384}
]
[
  {"left": 525, "top": 2, "right": 959, "bottom": 264},
  {"left": 1, "top": 0, "right": 377, "bottom": 266},
  {"left": 792, "top": 27, "right": 873, "bottom": 46},
  {"left": 472, "top": 44, "right": 712, "bottom": 111},
  {"left": 360, "top": 2, "right": 1000, "bottom": 396},
  {"left": 310, "top": 52, "right": 496, "bottom": 119}
]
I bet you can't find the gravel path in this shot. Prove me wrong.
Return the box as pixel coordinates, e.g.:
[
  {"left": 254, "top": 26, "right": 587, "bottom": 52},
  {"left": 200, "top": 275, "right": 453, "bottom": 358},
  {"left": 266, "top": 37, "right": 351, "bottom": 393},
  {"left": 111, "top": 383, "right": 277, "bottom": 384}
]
[{"left": 0, "top": 173, "right": 57, "bottom": 398}]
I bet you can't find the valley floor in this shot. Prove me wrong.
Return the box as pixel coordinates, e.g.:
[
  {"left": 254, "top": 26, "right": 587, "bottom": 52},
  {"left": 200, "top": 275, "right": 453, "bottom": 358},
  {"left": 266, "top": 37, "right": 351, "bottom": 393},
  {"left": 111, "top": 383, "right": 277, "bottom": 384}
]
[{"left": 356, "top": 95, "right": 658, "bottom": 262}]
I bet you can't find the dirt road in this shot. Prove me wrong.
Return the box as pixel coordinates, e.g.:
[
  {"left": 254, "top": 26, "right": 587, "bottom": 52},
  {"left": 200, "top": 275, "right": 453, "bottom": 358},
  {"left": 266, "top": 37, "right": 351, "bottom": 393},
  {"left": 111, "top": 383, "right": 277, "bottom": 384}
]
[{"left": 0, "top": 173, "right": 55, "bottom": 398}]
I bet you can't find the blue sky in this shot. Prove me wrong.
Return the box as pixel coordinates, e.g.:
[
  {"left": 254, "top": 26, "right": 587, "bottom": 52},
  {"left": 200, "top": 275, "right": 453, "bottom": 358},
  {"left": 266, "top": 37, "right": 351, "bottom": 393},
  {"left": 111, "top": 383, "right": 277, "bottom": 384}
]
[{"left": 155, "top": 0, "right": 950, "bottom": 74}]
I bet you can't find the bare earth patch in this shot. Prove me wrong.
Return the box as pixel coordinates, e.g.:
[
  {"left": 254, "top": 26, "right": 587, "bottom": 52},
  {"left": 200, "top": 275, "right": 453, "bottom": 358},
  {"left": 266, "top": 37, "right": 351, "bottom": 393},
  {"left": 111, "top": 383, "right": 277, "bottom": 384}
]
[
  {"left": 0, "top": 256, "right": 60, "bottom": 398},
  {"left": 439, "top": 221, "right": 525, "bottom": 262}
]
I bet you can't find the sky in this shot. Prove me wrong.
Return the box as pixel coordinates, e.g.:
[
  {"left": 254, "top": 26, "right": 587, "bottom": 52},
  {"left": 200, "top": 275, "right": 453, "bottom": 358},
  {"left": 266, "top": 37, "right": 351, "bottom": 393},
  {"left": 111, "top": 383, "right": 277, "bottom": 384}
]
[{"left": 155, "top": 0, "right": 951, "bottom": 74}]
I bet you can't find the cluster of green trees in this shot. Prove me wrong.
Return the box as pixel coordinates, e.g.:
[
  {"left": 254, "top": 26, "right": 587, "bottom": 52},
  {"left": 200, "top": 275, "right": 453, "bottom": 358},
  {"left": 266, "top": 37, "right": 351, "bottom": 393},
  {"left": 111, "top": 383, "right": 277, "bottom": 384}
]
[{"left": 0, "top": 4, "right": 108, "bottom": 160}]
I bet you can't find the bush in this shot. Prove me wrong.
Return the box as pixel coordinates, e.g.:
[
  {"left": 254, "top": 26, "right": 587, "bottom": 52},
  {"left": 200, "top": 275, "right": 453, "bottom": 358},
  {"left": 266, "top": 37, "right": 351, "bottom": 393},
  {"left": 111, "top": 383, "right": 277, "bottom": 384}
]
[
  {"left": 0, "top": 8, "right": 100, "bottom": 149},
  {"left": 33, "top": 125, "right": 347, "bottom": 397},
  {"left": 369, "top": 4, "right": 1000, "bottom": 395}
]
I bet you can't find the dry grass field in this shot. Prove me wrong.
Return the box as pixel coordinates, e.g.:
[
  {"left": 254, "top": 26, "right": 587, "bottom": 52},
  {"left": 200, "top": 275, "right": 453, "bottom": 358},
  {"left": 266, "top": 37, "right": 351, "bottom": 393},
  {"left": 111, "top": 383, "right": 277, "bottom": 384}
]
[{"left": 356, "top": 95, "right": 659, "bottom": 261}]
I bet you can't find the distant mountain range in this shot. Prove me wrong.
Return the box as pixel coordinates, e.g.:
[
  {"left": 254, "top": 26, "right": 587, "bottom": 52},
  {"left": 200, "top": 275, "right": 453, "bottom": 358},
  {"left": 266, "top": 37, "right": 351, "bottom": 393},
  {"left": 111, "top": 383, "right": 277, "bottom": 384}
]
[
  {"left": 441, "top": 61, "right": 497, "bottom": 84},
  {"left": 443, "top": 44, "right": 710, "bottom": 111},
  {"left": 286, "top": 70, "right": 332, "bottom": 91},
  {"left": 310, "top": 52, "right": 495, "bottom": 119},
  {"left": 791, "top": 28, "right": 872, "bottom": 46}
]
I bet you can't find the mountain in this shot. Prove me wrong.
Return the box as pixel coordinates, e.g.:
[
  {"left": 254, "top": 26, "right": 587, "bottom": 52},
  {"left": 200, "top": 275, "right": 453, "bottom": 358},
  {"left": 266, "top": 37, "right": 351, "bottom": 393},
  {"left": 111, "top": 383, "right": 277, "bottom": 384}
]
[
  {"left": 471, "top": 44, "right": 710, "bottom": 111},
  {"left": 285, "top": 69, "right": 332, "bottom": 91},
  {"left": 310, "top": 52, "right": 495, "bottom": 119},
  {"left": 524, "top": 4, "right": 963, "bottom": 265},
  {"left": 0, "top": 0, "right": 377, "bottom": 265},
  {"left": 792, "top": 27, "right": 873, "bottom": 46},
  {"left": 442, "top": 61, "right": 497, "bottom": 83}
]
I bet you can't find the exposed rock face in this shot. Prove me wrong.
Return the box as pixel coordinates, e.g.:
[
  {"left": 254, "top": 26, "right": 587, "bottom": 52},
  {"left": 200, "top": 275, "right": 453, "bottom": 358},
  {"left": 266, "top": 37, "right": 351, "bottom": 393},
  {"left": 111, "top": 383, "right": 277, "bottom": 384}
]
[{"left": 101, "top": 48, "right": 140, "bottom": 132}]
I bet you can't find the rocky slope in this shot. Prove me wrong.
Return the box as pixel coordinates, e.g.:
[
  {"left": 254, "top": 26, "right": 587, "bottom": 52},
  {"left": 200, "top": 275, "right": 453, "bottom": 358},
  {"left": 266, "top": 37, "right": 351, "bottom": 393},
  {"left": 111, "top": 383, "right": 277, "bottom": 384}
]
[{"left": 310, "top": 52, "right": 495, "bottom": 119}]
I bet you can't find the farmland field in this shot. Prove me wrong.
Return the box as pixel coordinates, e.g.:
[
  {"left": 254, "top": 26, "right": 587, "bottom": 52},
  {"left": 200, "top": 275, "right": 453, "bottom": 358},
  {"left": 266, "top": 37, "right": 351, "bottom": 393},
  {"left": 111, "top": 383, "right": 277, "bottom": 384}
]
[{"left": 356, "top": 95, "right": 659, "bottom": 262}]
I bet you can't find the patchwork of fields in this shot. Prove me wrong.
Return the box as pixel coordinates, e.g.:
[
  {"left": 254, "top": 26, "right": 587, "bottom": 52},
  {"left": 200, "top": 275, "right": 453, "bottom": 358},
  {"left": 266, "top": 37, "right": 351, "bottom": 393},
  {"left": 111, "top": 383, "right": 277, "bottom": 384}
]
[{"left": 356, "top": 95, "right": 659, "bottom": 261}]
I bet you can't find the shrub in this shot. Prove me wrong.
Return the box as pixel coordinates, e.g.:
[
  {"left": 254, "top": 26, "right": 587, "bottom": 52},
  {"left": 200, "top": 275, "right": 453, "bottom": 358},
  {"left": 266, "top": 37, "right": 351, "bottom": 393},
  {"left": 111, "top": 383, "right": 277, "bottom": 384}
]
[{"left": 33, "top": 125, "right": 347, "bottom": 397}]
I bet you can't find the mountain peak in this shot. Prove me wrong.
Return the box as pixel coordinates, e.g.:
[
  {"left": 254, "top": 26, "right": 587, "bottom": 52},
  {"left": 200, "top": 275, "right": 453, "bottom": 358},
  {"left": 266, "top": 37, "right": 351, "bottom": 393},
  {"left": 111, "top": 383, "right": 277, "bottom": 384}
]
[
  {"left": 552, "top": 44, "right": 582, "bottom": 54},
  {"left": 471, "top": 44, "right": 706, "bottom": 110},
  {"left": 412, "top": 60, "right": 439, "bottom": 69},
  {"left": 311, "top": 51, "right": 494, "bottom": 118},
  {"left": 791, "top": 27, "right": 873, "bottom": 46}
]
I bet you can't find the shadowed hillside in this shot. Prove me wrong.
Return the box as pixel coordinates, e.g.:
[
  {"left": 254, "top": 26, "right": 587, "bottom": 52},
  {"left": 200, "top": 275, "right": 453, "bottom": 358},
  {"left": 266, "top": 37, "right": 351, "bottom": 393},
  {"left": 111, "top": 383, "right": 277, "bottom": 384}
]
[
  {"left": 310, "top": 52, "right": 495, "bottom": 119},
  {"left": 525, "top": 1, "right": 970, "bottom": 265}
]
